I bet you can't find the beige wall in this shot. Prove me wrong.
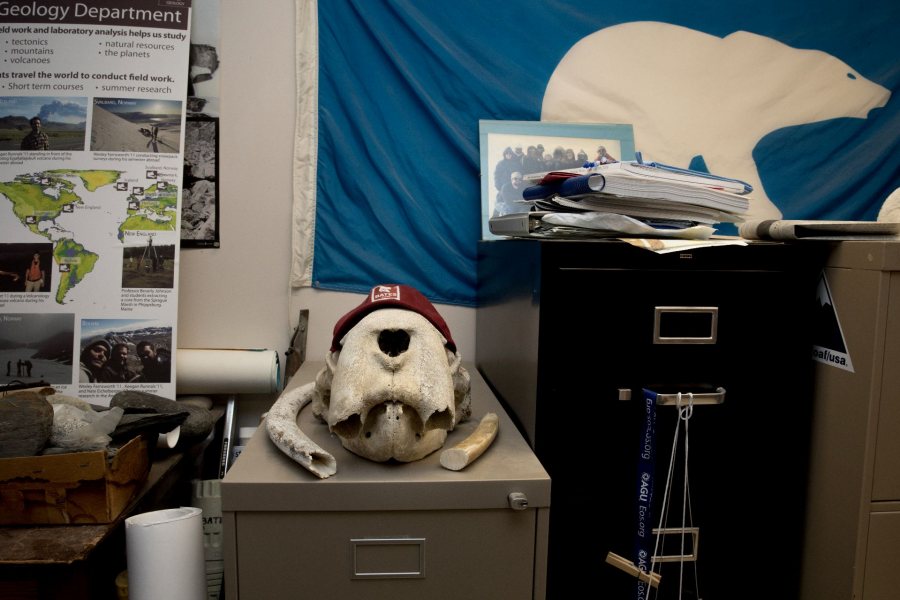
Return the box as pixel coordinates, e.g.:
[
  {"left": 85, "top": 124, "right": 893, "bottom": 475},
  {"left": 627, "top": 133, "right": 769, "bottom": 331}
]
[{"left": 177, "top": 0, "right": 477, "bottom": 394}]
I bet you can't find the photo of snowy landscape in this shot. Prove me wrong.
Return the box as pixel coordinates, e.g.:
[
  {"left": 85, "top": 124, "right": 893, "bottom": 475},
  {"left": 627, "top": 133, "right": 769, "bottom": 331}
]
[{"left": 0, "top": 313, "right": 75, "bottom": 386}]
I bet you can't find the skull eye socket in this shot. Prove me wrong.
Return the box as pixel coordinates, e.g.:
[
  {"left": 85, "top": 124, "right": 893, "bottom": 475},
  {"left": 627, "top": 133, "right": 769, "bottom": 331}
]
[{"left": 378, "top": 329, "right": 410, "bottom": 357}]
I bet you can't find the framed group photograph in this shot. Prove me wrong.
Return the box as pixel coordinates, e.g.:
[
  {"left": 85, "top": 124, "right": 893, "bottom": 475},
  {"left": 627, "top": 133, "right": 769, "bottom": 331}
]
[
  {"left": 181, "top": 115, "right": 220, "bottom": 248},
  {"left": 478, "top": 120, "right": 636, "bottom": 239}
]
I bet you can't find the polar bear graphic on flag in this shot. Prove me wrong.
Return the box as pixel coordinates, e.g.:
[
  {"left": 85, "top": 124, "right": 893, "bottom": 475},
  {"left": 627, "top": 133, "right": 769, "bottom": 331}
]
[{"left": 542, "top": 21, "right": 890, "bottom": 222}]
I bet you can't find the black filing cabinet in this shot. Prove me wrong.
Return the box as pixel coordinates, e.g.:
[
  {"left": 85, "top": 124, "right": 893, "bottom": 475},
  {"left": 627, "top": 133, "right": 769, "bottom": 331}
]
[{"left": 476, "top": 238, "right": 825, "bottom": 599}]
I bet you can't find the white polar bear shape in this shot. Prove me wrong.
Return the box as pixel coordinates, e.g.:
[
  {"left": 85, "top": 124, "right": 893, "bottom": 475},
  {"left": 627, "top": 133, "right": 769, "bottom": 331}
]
[{"left": 542, "top": 21, "right": 890, "bottom": 222}]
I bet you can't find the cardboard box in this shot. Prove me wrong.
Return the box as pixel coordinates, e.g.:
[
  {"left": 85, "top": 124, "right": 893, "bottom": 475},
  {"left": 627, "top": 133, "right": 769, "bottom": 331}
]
[{"left": 0, "top": 435, "right": 150, "bottom": 525}]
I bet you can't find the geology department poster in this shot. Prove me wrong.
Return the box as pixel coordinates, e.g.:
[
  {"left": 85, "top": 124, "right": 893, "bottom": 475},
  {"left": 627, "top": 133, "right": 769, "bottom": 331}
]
[{"left": 0, "top": 0, "right": 191, "bottom": 404}]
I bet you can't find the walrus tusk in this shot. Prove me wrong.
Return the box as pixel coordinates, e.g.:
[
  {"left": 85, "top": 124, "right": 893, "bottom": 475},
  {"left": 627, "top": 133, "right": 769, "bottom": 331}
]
[
  {"left": 439, "top": 412, "right": 499, "bottom": 471},
  {"left": 266, "top": 382, "right": 337, "bottom": 478}
]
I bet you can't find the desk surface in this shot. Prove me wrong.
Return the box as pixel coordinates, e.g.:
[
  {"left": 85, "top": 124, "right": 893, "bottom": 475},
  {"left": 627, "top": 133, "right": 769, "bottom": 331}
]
[{"left": 0, "top": 447, "right": 190, "bottom": 565}]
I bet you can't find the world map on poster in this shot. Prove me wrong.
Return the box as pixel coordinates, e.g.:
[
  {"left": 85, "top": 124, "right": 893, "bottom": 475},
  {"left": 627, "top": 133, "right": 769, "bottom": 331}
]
[{"left": 0, "top": 169, "right": 178, "bottom": 304}]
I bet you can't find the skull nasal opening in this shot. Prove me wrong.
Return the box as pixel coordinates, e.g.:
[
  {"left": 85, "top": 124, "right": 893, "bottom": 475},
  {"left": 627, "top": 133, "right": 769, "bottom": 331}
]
[{"left": 378, "top": 329, "right": 410, "bottom": 357}]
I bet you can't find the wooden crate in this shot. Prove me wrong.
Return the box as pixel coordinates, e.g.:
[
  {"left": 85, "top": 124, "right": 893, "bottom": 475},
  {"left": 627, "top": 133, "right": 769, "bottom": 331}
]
[{"left": 0, "top": 436, "right": 150, "bottom": 525}]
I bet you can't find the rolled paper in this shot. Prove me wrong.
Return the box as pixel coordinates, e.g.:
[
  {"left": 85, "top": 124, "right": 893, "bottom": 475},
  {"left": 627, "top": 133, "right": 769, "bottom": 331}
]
[
  {"left": 175, "top": 348, "right": 281, "bottom": 394},
  {"left": 157, "top": 426, "right": 180, "bottom": 449}
]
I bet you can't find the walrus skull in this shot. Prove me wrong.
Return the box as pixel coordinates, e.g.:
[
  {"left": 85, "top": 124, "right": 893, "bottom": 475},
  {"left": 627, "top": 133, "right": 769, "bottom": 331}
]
[
  {"left": 266, "top": 307, "right": 471, "bottom": 477},
  {"left": 313, "top": 308, "right": 471, "bottom": 462}
]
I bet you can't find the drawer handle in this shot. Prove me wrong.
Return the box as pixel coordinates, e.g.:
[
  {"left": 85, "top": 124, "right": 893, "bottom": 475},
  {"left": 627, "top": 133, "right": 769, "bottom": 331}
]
[
  {"left": 617, "top": 387, "right": 726, "bottom": 405},
  {"left": 350, "top": 537, "right": 426, "bottom": 579},
  {"left": 655, "top": 387, "right": 725, "bottom": 406},
  {"left": 654, "top": 306, "right": 718, "bottom": 344}
]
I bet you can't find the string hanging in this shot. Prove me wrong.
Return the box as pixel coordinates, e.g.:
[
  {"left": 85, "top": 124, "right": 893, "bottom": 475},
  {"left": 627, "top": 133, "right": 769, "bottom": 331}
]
[{"left": 648, "top": 392, "right": 703, "bottom": 600}]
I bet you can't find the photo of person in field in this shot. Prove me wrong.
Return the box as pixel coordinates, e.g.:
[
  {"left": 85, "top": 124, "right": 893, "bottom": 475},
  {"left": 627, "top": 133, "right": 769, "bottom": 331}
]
[{"left": 0, "top": 96, "right": 88, "bottom": 151}]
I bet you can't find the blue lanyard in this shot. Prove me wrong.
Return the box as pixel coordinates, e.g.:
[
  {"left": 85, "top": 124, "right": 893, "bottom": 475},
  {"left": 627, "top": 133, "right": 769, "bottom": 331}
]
[{"left": 634, "top": 388, "right": 660, "bottom": 600}]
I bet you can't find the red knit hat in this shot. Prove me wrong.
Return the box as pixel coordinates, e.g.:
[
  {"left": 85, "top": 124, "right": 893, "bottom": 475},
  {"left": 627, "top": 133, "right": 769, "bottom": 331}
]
[{"left": 330, "top": 284, "right": 456, "bottom": 352}]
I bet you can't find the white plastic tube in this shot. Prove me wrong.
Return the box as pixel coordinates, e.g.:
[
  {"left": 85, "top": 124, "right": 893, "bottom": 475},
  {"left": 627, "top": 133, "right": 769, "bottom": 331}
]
[{"left": 125, "top": 507, "right": 206, "bottom": 600}]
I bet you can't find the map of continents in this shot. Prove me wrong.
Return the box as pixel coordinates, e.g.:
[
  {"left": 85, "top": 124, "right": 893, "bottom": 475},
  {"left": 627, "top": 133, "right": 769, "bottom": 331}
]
[{"left": 0, "top": 169, "right": 178, "bottom": 304}]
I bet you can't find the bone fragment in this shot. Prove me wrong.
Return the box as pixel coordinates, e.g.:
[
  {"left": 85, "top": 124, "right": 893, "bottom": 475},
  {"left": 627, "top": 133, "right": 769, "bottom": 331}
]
[
  {"left": 439, "top": 412, "right": 499, "bottom": 471},
  {"left": 266, "top": 381, "right": 337, "bottom": 478}
]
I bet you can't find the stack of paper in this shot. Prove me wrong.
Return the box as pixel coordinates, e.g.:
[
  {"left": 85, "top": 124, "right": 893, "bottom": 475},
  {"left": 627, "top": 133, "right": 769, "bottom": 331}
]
[
  {"left": 520, "top": 160, "right": 751, "bottom": 225},
  {"left": 489, "top": 155, "right": 755, "bottom": 239},
  {"left": 489, "top": 211, "right": 717, "bottom": 240},
  {"left": 540, "top": 193, "right": 740, "bottom": 225}
]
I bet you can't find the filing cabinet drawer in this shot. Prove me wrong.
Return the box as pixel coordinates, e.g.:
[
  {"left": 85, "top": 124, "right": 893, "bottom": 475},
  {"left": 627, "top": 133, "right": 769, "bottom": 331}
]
[
  {"left": 233, "top": 509, "right": 539, "bottom": 600},
  {"left": 872, "top": 273, "right": 900, "bottom": 501},
  {"left": 863, "top": 509, "right": 900, "bottom": 599}
]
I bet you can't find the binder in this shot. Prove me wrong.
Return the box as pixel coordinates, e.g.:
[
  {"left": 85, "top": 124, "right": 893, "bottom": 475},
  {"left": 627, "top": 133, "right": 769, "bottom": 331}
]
[{"left": 489, "top": 212, "right": 549, "bottom": 236}]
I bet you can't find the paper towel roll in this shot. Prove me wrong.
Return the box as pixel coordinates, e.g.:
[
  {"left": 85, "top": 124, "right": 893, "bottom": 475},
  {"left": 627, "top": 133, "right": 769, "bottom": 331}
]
[
  {"left": 176, "top": 348, "right": 281, "bottom": 394},
  {"left": 126, "top": 507, "right": 206, "bottom": 600}
]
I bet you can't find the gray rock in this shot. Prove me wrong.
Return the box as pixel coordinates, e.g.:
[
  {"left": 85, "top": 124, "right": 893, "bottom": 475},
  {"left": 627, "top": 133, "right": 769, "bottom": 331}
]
[
  {"left": 0, "top": 392, "right": 53, "bottom": 458},
  {"left": 111, "top": 391, "right": 214, "bottom": 446}
]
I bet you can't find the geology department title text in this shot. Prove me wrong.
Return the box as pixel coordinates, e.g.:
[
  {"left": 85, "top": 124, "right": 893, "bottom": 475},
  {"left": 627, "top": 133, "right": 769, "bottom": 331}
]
[{"left": 0, "top": 2, "right": 186, "bottom": 27}]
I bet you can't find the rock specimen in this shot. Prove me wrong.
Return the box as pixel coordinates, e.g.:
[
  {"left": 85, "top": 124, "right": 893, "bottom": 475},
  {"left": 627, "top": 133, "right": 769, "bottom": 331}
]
[
  {"left": 111, "top": 391, "right": 214, "bottom": 447},
  {"left": 0, "top": 392, "right": 54, "bottom": 458}
]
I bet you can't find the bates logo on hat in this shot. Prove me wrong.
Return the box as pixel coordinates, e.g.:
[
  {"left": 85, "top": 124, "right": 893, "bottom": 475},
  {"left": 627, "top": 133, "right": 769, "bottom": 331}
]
[
  {"left": 331, "top": 283, "right": 456, "bottom": 352},
  {"left": 371, "top": 285, "right": 401, "bottom": 302}
]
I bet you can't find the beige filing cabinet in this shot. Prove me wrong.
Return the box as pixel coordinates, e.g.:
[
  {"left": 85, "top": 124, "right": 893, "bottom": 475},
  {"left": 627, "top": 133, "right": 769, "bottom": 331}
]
[
  {"left": 222, "top": 361, "right": 551, "bottom": 600},
  {"left": 800, "top": 241, "right": 900, "bottom": 600}
]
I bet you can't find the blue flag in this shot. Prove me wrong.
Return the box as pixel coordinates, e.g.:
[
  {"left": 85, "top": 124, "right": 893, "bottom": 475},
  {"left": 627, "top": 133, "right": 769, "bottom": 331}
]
[{"left": 310, "top": 0, "right": 900, "bottom": 306}]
